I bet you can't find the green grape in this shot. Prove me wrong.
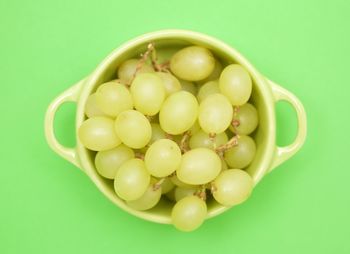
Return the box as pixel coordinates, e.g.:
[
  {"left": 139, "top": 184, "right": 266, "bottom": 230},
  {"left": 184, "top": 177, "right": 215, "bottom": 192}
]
[
  {"left": 171, "top": 195, "right": 207, "bottom": 232},
  {"left": 160, "top": 177, "right": 175, "bottom": 194},
  {"left": 117, "top": 59, "right": 154, "bottom": 84},
  {"left": 165, "top": 188, "right": 176, "bottom": 202},
  {"left": 212, "top": 169, "right": 253, "bottom": 206},
  {"left": 159, "top": 91, "right": 198, "bottom": 135},
  {"left": 170, "top": 46, "right": 215, "bottom": 81},
  {"left": 84, "top": 93, "right": 106, "bottom": 118},
  {"left": 155, "top": 47, "right": 180, "bottom": 64},
  {"left": 189, "top": 130, "right": 228, "bottom": 149},
  {"left": 196, "top": 80, "right": 220, "bottom": 103},
  {"left": 170, "top": 174, "right": 194, "bottom": 188},
  {"left": 114, "top": 110, "right": 152, "bottom": 149},
  {"left": 198, "top": 93, "right": 233, "bottom": 134},
  {"left": 95, "top": 81, "right": 133, "bottom": 117},
  {"left": 230, "top": 103, "right": 259, "bottom": 135},
  {"left": 224, "top": 135, "right": 256, "bottom": 168},
  {"left": 174, "top": 186, "right": 198, "bottom": 202},
  {"left": 221, "top": 158, "right": 228, "bottom": 171},
  {"left": 197, "top": 60, "right": 223, "bottom": 85},
  {"left": 177, "top": 148, "right": 221, "bottom": 184},
  {"left": 150, "top": 123, "right": 166, "bottom": 143},
  {"left": 95, "top": 144, "right": 134, "bottom": 179},
  {"left": 114, "top": 158, "right": 150, "bottom": 201},
  {"left": 189, "top": 120, "right": 200, "bottom": 135},
  {"left": 130, "top": 73, "right": 165, "bottom": 116},
  {"left": 126, "top": 179, "right": 162, "bottom": 210},
  {"left": 180, "top": 79, "right": 197, "bottom": 95},
  {"left": 139, "top": 123, "right": 166, "bottom": 154},
  {"left": 219, "top": 64, "right": 252, "bottom": 106},
  {"left": 78, "top": 117, "right": 121, "bottom": 151},
  {"left": 145, "top": 139, "right": 182, "bottom": 177},
  {"left": 155, "top": 72, "right": 181, "bottom": 96}
]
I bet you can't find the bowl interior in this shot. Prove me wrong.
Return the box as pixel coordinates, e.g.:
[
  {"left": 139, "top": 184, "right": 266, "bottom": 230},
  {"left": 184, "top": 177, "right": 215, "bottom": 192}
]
[{"left": 77, "top": 31, "right": 275, "bottom": 224}]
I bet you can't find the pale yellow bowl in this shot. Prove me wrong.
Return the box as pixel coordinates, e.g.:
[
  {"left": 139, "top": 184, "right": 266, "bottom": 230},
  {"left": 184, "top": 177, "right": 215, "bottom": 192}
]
[{"left": 45, "top": 30, "right": 307, "bottom": 224}]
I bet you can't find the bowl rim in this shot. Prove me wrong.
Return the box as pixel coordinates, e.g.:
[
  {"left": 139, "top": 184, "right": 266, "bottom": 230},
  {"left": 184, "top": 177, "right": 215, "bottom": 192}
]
[{"left": 76, "top": 29, "right": 276, "bottom": 224}]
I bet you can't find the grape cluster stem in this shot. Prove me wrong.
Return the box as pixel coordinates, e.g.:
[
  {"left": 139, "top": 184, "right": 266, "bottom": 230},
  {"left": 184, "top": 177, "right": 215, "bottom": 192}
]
[
  {"left": 180, "top": 131, "right": 191, "bottom": 153},
  {"left": 215, "top": 135, "right": 240, "bottom": 155},
  {"left": 128, "top": 42, "right": 170, "bottom": 86}
]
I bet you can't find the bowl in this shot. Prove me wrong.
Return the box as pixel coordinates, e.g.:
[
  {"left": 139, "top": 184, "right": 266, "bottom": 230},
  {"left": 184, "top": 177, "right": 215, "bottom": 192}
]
[{"left": 45, "top": 30, "right": 307, "bottom": 224}]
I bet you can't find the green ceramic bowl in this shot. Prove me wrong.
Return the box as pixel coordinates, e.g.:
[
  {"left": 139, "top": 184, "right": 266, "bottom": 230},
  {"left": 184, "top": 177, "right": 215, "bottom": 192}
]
[{"left": 45, "top": 30, "right": 307, "bottom": 224}]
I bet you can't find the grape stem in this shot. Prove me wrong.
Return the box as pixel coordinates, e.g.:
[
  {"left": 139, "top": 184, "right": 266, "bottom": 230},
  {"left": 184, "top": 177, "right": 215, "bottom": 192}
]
[
  {"left": 215, "top": 135, "right": 240, "bottom": 154},
  {"left": 150, "top": 48, "right": 170, "bottom": 72},
  {"left": 231, "top": 119, "right": 240, "bottom": 127},
  {"left": 208, "top": 133, "right": 217, "bottom": 150},
  {"left": 153, "top": 178, "right": 165, "bottom": 191},
  {"left": 231, "top": 106, "right": 240, "bottom": 133},
  {"left": 128, "top": 42, "right": 155, "bottom": 85},
  {"left": 135, "top": 152, "right": 145, "bottom": 160},
  {"left": 165, "top": 133, "right": 174, "bottom": 140},
  {"left": 156, "top": 61, "right": 170, "bottom": 72},
  {"left": 180, "top": 131, "right": 191, "bottom": 153},
  {"left": 128, "top": 42, "right": 170, "bottom": 86},
  {"left": 195, "top": 185, "right": 207, "bottom": 201}
]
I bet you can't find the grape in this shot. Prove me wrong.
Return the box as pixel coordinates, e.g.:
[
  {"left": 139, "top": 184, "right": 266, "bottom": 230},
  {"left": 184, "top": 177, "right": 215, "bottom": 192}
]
[
  {"left": 114, "top": 110, "right": 152, "bottom": 149},
  {"left": 95, "top": 144, "right": 134, "bottom": 179},
  {"left": 130, "top": 73, "right": 165, "bottom": 116},
  {"left": 196, "top": 80, "right": 220, "bottom": 103},
  {"left": 127, "top": 179, "right": 162, "bottom": 210},
  {"left": 221, "top": 158, "right": 228, "bottom": 171},
  {"left": 177, "top": 148, "right": 221, "bottom": 185},
  {"left": 180, "top": 79, "right": 197, "bottom": 95},
  {"left": 189, "top": 120, "right": 200, "bottom": 135},
  {"left": 84, "top": 93, "right": 106, "bottom": 118},
  {"left": 155, "top": 72, "right": 181, "bottom": 96},
  {"left": 95, "top": 81, "right": 133, "bottom": 117},
  {"left": 149, "top": 123, "right": 166, "bottom": 144},
  {"left": 224, "top": 135, "right": 256, "bottom": 168},
  {"left": 197, "top": 60, "right": 223, "bottom": 85},
  {"left": 198, "top": 93, "right": 233, "bottom": 134},
  {"left": 189, "top": 130, "right": 228, "bottom": 149},
  {"left": 230, "top": 103, "right": 259, "bottom": 135},
  {"left": 139, "top": 123, "right": 166, "bottom": 154},
  {"left": 159, "top": 91, "right": 198, "bottom": 135},
  {"left": 170, "top": 46, "right": 215, "bottom": 81},
  {"left": 78, "top": 117, "right": 121, "bottom": 151},
  {"left": 174, "top": 186, "right": 198, "bottom": 202},
  {"left": 219, "top": 64, "right": 252, "bottom": 106},
  {"left": 171, "top": 195, "right": 207, "bottom": 232},
  {"left": 114, "top": 158, "right": 150, "bottom": 201},
  {"left": 145, "top": 139, "right": 182, "bottom": 177},
  {"left": 170, "top": 174, "right": 194, "bottom": 188},
  {"left": 165, "top": 188, "right": 176, "bottom": 202},
  {"left": 212, "top": 169, "right": 253, "bottom": 206},
  {"left": 117, "top": 59, "right": 154, "bottom": 84},
  {"left": 155, "top": 47, "right": 180, "bottom": 64},
  {"left": 160, "top": 177, "right": 175, "bottom": 194}
]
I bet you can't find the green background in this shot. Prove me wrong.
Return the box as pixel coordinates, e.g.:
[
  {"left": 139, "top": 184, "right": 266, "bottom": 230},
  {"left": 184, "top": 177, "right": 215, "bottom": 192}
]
[{"left": 1, "top": 0, "right": 349, "bottom": 253}]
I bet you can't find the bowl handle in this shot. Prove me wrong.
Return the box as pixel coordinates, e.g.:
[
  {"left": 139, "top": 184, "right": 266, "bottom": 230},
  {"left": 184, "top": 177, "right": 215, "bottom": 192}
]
[
  {"left": 266, "top": 79, "right": 307, "bottom": 173},
  {"left": 44, "top": 80, "right": 85, "bottom": 170}
]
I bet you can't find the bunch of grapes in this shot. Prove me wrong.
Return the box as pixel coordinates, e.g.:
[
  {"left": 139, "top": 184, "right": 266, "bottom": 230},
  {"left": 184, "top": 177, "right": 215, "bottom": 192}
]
[{"left": 78, "top": 43, "right": 259, "bottom": 232}]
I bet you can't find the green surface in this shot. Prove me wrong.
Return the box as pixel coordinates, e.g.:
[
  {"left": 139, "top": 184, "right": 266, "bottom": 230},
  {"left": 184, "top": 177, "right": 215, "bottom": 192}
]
[{"left": 1, "top": 0, "right": 349, "bottom": 253}]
